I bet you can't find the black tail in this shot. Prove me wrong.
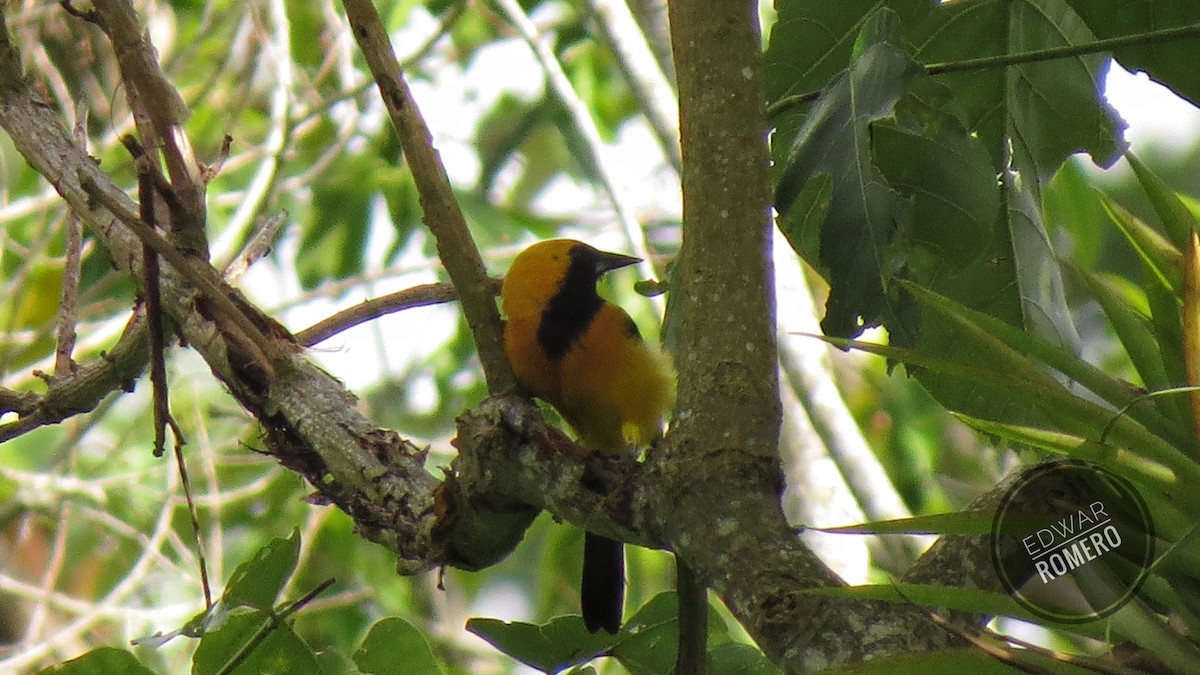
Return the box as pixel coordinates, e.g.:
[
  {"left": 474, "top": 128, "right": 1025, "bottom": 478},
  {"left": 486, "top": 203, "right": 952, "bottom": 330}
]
[{"left": 581, "top": 532, "right": 625, "bottom": 633}]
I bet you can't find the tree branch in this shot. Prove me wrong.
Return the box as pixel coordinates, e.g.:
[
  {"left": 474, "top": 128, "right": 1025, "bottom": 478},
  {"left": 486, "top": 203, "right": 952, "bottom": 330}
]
[
  {"left": 655, "top": 2, "right": 958, "bottom": 670},
  {"left": 90, "top": 0, "right": 209, "bottom": 258},
  {"left": 0, "top": 311, "right": 149, "bottom": 444},
  {"left": 340, "top": 0, "right": 513, "bottom": 394},
  {"left": 0, "top": 13, "right": 441, "bottom": 571},
  {"left": 295, "top": 281, "right": 499, "bottom": 348}
]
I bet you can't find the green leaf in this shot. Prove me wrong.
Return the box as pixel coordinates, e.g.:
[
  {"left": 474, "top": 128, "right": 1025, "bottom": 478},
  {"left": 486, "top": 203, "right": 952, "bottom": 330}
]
[
  {"left": 1064, "top": 1, "right": 1200, "bottom": 107},
  {"left": 37, "top": 648, "right": 155, "bottom": 675},
  {"left": 775, "top": 8, "right": 922, "bottom": 338},
  {"left": 775, "top": 172, "right": 832, "bottom": 265},
  {"left": 1081, "top": 273, "right": 1174, "bottom": 397},
  {"left": 799, "top": 583, "right": 1052, "bottom": 628},
  {"left": 1005, "top": 0, "right": 1126, "bottom": 176},
  {"left": 871, "top": 109, "right": 997, "bottom": 266},
  {"left": 224, "top": 529, "right": 301, "bottom": 610},
  {"left": 904, "top": 281, "right": 1183, "bottom": 444},
  {"left": 1107, "top": 594, "right": 1200, "bottom": 673},
  {"left": 818, "top": 331, "right": 1200, "bottom": 494},
  {"left": 950, "top": 413, "right": 1188, "bottom": 497},
  {"left": 1146, "top": 282, "right": 1189, "bottom": 410},
  {"left": 764, "top": 1, "right": 937, "bottom": 158},
  {"left": 1099, "top": 192, "right": 1184, "bottom": 294},
  {"left": 706, "top": 642, "right": 780, "bottom": 675},
  {"left": 911, "top": 0, "right": 1126, "bottom": 175},
  {"left": 192, "top": 607, "right": 322, "bottom": 675},
  {"left": 354, "top": 617, "right": 442, "bottom": 675},
  {"left": 813, "top": 511, "right": 998, "bottom": 536},
  {"left": 466, "top": 615, "right": 609, "bottom": 673},
  {"left": 1044, "top": 160, "right": 1111, "bottom": 270},
  {"left": 610, "top": 592, "right": 732, "bottom": 675},
  {"left": 1126, "top": 151, "right": 1200, "bottom": 250},
  {"left": 609, "top": 592, "right": 684, "bottom": 675}
]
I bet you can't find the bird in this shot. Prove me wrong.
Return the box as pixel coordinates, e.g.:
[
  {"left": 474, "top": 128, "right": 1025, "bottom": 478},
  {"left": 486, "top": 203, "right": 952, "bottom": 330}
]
[{"left": 501, "top": 238, "right": 675, "bottom": 633}]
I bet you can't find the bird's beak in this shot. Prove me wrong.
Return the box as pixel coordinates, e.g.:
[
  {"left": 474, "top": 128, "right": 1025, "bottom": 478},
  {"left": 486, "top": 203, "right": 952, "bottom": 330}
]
[{"left": 595, "top": 250, "right": 641, "bottom": 275}]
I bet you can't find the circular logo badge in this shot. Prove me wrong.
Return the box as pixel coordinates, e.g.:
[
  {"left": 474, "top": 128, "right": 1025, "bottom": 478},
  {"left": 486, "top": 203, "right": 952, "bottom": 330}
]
[{"left": 990, "top": 460, "right": 1154, "bottom": 623}]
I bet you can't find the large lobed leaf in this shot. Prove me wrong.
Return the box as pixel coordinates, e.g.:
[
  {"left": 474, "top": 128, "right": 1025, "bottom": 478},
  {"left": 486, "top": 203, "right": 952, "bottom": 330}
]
[
  {"left": 768, "top": 0, "right": 1130, "bottom": 424},
  {"left": 1065, "top": 0, "right": 1200, "bottom": 107}
]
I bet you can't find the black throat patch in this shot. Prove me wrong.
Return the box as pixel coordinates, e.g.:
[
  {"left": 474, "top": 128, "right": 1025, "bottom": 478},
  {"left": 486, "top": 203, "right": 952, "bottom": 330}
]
[{"left": 538, "top": 246, "right": 605, "bottom": 360}]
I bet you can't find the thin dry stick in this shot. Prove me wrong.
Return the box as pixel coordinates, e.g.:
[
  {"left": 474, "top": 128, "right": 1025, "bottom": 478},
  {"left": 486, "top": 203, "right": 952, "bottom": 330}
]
[
  {"left": 0, "top": 198, "right": 282, "bottom": 444},
  {"left": 75, "top": 172, "right": 279, "bottom": 364},
  {"left": 170, "top": 432, "right": 212, "bottom": 608},
  {"left": 213, "top": 577, "right": 336, "bottom": 675},
  {"left": 84, "top": 0, "right": 209, "bottom": 264},
  {"left": 295, "top": 280, "right": 496, "bottom": 347},
  {"left": 131, "top": 140, "right": 177, "bottom": 460},
  {"left": 90, "top": 0, "right": 198, "bottom": 188},
  {"left": 220, "top": 210, "right": 289, "bottom": 281},
  {"left": 128, "top": 130, "right": 210, "bottom": 607},
  {"left": 341, "top": 0, "right": 512, "bottom": 393},
  {"left": 767, "top": 22, "right": 1200, "bottom": 120},
  {"left": 54, "top": 104, "right": 88, "bottom": 377}
]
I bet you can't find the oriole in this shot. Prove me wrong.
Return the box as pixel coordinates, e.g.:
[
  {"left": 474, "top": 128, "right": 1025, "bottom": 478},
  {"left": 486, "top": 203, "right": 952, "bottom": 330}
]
[{"left": 501, "top": 239, "right": 675, "bottom": 633}]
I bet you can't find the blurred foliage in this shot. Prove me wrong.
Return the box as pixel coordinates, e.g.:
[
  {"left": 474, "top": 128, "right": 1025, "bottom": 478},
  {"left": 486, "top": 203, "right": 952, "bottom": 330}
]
[{"left": 2, "top": 0, "right": 1200, "bottom": 672}]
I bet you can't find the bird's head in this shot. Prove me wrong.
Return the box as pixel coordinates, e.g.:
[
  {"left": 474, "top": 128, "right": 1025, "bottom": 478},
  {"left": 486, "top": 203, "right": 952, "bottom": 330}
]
[{"left": 501, "top": 239, "right": 640, "bottom": 321}]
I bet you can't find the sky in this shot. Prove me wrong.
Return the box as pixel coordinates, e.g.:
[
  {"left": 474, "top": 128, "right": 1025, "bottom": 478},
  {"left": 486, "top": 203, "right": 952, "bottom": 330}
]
[{"left": 1105, "top": 64, "right": 1200, "bottom": 153}]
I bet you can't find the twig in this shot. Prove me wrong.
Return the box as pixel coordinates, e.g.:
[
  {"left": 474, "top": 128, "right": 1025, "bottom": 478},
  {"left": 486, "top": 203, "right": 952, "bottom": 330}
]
[
  {"left": 89, "top": 0, "right": 193, "bottom": 182},
  {"left": 220, "top": 210, "right": 289, "bottom": 281},
  {"left": 583, "top": 0, "right": 681, "bottom": 173},
  {"left": 89, "top": 0, "right": 209, "bottom": 258},
  {"left": 200, "top": 135, "right": 233, "bottom": 184},
  {"left": 0, "top": 312, "right": 148, "bottom": 443},
  {"left": 1, "top": 5, "right": 443, "bottom": 587},
  {"left": 767, "top": 22, "right": 1200, "bottom": 120},
  {"left": 169, "top": 432, "right": 211, "bottom": 608},
  {"left": 674, "top": 559, "right": 707, "bottom": 674},
  {"left": 340, "top": 0, "right": 513, "bottom": 393},
  {"left": 491, "top": 0, "right": 659, "bottom": 285},
  {"left": 925, "top": 22, "right": 1200, "bottom": 76},
  {"left": 53, "top": 106, "right": 88, "bottom": 377},
  {"left": 0, "top": 198, "right": 286, "bottom": 444},
  {"left": 128, "top": 129, "right": 208, "bottom": 608},
  {"left": 213, "top": 578, "right": 336, "bottom": 675},
  {"left": 75, "top": 171, "right": 280, "bottom": 367},
  {"left": 295, "top": 281, "right": 489, "bottom": 347},
  {"left": 129, "top": 137, "right": 178, "bottom": 459}
]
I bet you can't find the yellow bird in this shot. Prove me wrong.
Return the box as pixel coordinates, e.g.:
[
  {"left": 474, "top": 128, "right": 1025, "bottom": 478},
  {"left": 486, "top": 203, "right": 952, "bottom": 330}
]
[{"left": 501, "top": 239, "right": 675, "bottom": 633}]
